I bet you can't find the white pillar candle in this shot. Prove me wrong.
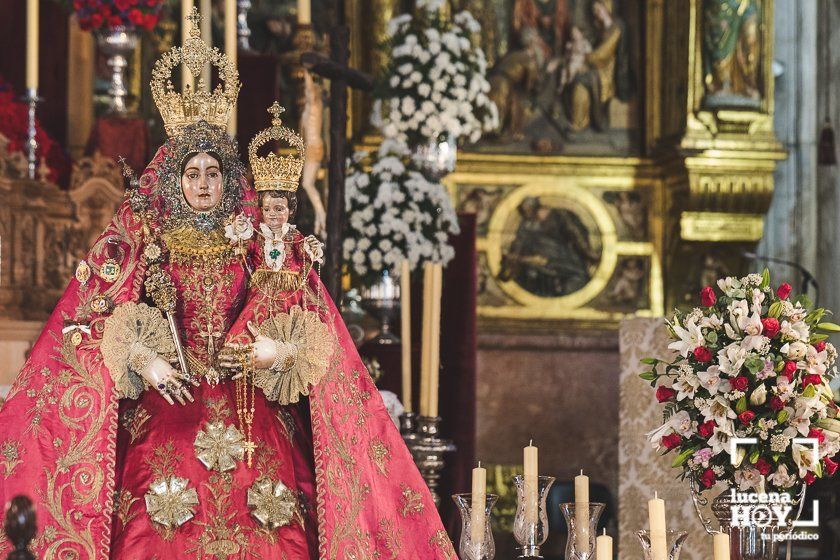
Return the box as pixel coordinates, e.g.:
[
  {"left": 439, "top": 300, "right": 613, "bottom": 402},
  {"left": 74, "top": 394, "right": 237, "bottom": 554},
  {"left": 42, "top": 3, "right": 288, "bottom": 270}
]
[
  {"left": 648, "top": 492, "right": 667, "bottom": 560},
  {"left": 713, "top": 531, "right": 730, "bottom": 560},
  {"left": 427, "top": 263, "right": 442, "bottom": 417},
  {"left": 297, "top": 0, "right": 311, "bottom": 24},
  {"left": 26, "top": 0, "right": 38, "bottom": 90},
  {"left": 200, "top": 0, "right": 212, "bottom": 91},
  {"left": 596, "top": 529, "right": 612, "bottom": 560},
  {"left": 470, "top": 462, "right": 487, "bottom": 544},
  {"left": 419, "top": 262, "right": 432, "bottom": 416},
  {"left": 181, "top": 0, "right": 195, "bottom": 91},
  {"left": 523, "top": 441, "right": 538, "bottom": 524},
  {"left": 575, "top": 470, "right": 590, "bottom": 553},
  {"left": 224, "top": 0, "right": 237, "bottom": 135}
]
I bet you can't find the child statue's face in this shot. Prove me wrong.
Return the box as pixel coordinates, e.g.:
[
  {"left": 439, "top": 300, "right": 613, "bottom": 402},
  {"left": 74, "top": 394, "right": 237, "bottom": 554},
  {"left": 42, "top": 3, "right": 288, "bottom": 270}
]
[
  {"left": 261, "top": 194, "right": 290, "bottom": 232},
  {"left": 181, "top": 152, "right": 223, "bottom": 212}
]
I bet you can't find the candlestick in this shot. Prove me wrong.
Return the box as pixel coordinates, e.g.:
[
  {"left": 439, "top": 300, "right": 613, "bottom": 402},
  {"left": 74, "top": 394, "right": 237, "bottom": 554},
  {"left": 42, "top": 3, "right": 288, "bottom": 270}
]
[
  {"left": 200, "top": 0, "right": 212, "bottom": 91},
  {"left": 428, "top": 263, "right": 442, "bottom": 417},
  {"left": 26, "top": 0, "right": 38, "bottom": 91},
  {"left": 712, "top": 531, "right": 729, "bottom": 560},
  {"left": 575, "top": 470, "right": 591, "bottom": 555},
  {"left": 513, "top": 474, "right": 555, "bottom": 558},
  {"left": 23, "top": 89, "right": 40, "bottom": 180},
  {"left": 182, "top": 0, "right": 195, "bottom": 91},
  {"left": 224, "top": 0, "right": 237, "bottom": 135},
  {"left": 524, "top": 441, "right": 538, "bottom": 524},
  {"left": 454, "top": 492, "right": 498, "bottom": 560},
  {"left": 400, "top": 259, "right": 412, "bottom": 413},
  {"left": 648, "top": 492, "right": 667, "bottom": 560},
  {"left": 471, "top": 463, "right": 487, "bottom": 544},
  {"left": 409, "top": 415, "right": 455, "bottom": 507},
  {"left": 419, "top": 263, "right": 432, "bottom": 416},
  {"left": 596, "top": 529, "right": 612, "bottom": 560},
  {"left": 297, "top": 0, "right": 311, "bottom": 24}
]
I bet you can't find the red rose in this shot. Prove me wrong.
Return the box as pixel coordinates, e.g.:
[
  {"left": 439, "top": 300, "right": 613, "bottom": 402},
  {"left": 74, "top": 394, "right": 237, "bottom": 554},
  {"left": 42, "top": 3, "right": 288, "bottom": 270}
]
[
  {"left": 731, "top": 376, "right": 749, "bottom": 392},
  {"left": 129, "top": 8, "right": 144, "bottom": 25},
  {"left": 146, "top": 0, "right": 159, "bottom": 5},
  {"left": 755, "top": 458, "right": 772, "bottom": 476},
  {"left": 701, "top": 286, "right": 717, "bottom": 307},
  {"left": 770, "top": 396, "right": 785, "bottom": 411},
  {"left": 142, "top": 13, "right": 158, "bottom": 30},
  {"left": 698, "top": 420, "right": 717, "bottom": 438},
  {"left": 777, "top": 283, "right": 792, "bottom": 300},
  {"left": 693, "top": 346, "right": 713, "bottom": 363},
  {"left": 738, "top": 410, "right": 756, "bottom": 425},
  {"left": 803, "top": 374, "right": 823, "bottom": 387},
  {"left": 814, "top": 341, "right": 827, "bottom": 353},
  {"left": 783, "top": 361, "right": 797, "bottom": 381},
  {"left": 700, "top": 468, "right": 716, "bottom": 488},
  {"left": 825, "top": 457, "right": 839, "bottom": 477},
  {"left": 808, "top": 428, "right": 825, "bottom": 445},
  {"left": 761, "top": 318, "right": 781, "bottom": 339},
  {"left": 661, "top": 433, "right": 682, "bottom": 450},
  {"left": 803, "top": 472, "right": 817, "bottom": 485},
  {"left": 90, "top": 13, "right": 104, "bottom": 27},
  {"left": 656, "top": 386, "right": 677, "bottom": 403},
  {"left": 115, "top": 0, "right": 131, "bottom": 10},
  {"left": 108, "top": 15, "right": 123, "bottom": 27}
]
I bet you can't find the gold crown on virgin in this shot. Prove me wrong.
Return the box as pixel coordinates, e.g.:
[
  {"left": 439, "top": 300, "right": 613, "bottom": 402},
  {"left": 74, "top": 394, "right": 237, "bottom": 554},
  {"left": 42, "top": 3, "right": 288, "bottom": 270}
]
[
  {"left": 151, "top": 7, "right": 241, "bottom": 137},
  {"left": 248, "top": 102, "right": 306, "bottom": 192}
]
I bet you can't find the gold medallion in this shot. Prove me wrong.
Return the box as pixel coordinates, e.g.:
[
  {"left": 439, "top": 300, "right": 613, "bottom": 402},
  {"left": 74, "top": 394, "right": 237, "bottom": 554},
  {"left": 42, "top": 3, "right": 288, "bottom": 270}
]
[
  {"left": 90, "top": 295, "right": 114, "bottom": 314},
  {"left": 70, "top": 331, "right": 83, "bottom": 346},
  {"left": 75, "top": 260, "right": 91, "bottom": 285},
  {"left": 99, "top": 259, "right": 121, "bottom": 283}
]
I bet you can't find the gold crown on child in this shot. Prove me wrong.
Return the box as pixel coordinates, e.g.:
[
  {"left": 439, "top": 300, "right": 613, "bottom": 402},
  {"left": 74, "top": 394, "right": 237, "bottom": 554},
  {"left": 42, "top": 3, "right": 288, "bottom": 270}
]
[
  {"left": 248, "top": 103, "right": 306, "bottom": 192},
  {"left": 151, "top": 7, "right": 241, "bottom": 137}
]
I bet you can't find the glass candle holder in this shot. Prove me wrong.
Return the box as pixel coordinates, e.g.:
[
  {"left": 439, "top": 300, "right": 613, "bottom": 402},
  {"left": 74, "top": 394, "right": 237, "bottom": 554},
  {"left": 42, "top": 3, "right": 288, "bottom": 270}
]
[
  {"left": 512, "top": 475, "right": 555, "bottom": 557},
  {"left": 636, "top": 529, "right": 689, "bottom": 560},
  {"left": 453, "top": 493, "right": 499, "bottom": 560},
  {"left": 560, "top": 502, "right": 606, "bottom": 560}
]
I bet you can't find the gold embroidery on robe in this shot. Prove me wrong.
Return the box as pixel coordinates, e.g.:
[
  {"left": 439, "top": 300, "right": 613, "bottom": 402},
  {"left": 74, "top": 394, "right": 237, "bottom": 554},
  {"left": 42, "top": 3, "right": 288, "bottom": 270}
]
[
  {"left": 368, "top": 439, "right": 390, "bottom": 476},
  {"left": 0, "top": 440, "right": 23, "bottom": 478},
  {"left": 145, "top": 441, "right": 196, "bottom": 540},
  {"left": 194, "top": 422, "right": 246, "bottom": 472},
  {"left": 429, "top": 530, "right": 456, "bottom": 558},
  {"left": 376, "top": 518, "right": 403, "bottom": 559},
  {"left": 114, "top": 488, "right": 141, "bottom": 528},
  {"left": 399, "top": 484, "right": 425, "bottom": 517},
  {"left": 121, "top": 406, "right": 152, "bottom": 444}
]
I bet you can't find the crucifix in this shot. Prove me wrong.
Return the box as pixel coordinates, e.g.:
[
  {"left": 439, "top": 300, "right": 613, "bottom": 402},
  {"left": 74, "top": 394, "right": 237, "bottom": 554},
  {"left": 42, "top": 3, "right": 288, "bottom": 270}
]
[{"left": 299, "top": 0, "right": 374, "bottom": 302}]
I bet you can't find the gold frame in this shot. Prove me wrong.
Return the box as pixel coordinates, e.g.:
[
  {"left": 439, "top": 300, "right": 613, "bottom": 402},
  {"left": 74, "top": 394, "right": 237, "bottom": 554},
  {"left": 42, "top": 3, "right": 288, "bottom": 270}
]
[{"left": 446, "top": 154, "right": 664, "bottom": 328}]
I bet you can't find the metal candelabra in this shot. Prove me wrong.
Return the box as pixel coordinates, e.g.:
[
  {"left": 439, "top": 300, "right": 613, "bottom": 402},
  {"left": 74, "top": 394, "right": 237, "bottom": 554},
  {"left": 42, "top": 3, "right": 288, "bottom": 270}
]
[
  {"left": 401, "top": 414, "right": 455, "bottom": 507},
  {"left": 23, "top": 89, "right": 40, "bottom": 180}
]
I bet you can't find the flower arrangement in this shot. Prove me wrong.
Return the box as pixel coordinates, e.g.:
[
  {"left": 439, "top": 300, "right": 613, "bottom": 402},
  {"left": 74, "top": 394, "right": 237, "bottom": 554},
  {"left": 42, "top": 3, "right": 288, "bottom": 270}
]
[
  {"left": 373, "top": 0, "right": 498, "bottom": 147},
  {"left": 343, "top": 139, "right": 460, "bottom": 286},
  {"left": 642, "top": 271, "right": 840, "bottom": 493},
  {"left": 59, "top": 0, "right": 164, "bottom": 31}
]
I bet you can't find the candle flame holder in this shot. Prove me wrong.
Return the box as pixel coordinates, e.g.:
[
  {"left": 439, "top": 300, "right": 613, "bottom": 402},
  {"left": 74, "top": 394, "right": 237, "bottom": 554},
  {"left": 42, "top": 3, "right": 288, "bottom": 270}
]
[
  {"left": 403, "top": 415, "right": 455, "bottom": 507},
  {"left": 512, "top": 474, "right": 555, "bottom": 558},
  {"left": 636, "top": 529, "right": 688, "bottom": 560},
  {"left": 453, "top": 493, "right": 498, "bottom": 560},
  {"left": 560, "top": 502, "right": 605, "bottom": 560}
]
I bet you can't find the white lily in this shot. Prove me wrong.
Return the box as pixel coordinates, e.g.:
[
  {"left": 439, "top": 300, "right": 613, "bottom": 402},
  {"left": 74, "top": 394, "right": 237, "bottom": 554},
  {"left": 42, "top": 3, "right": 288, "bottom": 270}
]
[{"left": 668, "top": 318, "right": 705, "bottom": 358}]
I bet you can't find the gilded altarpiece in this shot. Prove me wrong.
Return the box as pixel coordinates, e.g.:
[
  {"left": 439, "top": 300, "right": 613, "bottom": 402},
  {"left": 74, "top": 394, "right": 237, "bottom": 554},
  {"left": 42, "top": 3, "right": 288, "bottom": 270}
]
[{"left": 350, "top": 0, "right": 783, "bottom": 328}]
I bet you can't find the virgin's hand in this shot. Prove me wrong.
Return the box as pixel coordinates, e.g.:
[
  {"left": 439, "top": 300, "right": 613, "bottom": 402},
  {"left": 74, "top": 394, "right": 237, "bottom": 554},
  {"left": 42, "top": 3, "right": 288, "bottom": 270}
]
[
  {"left": 219, "top": 322, "right": 277, "bottom": 379},
  {"left": 140, "top": 356, "right": 194, "bottom": 405}
]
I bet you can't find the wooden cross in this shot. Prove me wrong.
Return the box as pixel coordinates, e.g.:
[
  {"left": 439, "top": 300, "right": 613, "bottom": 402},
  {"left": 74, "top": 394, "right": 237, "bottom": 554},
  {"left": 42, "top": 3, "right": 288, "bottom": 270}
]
[{"left": 300, "top": 0, "right": 374, "bottom": 302}]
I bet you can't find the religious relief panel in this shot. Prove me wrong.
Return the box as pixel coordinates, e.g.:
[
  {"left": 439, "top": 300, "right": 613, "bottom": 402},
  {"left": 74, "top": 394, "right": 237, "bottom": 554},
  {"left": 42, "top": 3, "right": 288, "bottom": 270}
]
[
  {"left": 702, "top": 0, "right": 763, "bottom": 109},
  {"left": 457, "top": 0, "right": 643, "bottom": 155},
  {"left": 450, "top": 169, "right": 662, "bottom": 328}
]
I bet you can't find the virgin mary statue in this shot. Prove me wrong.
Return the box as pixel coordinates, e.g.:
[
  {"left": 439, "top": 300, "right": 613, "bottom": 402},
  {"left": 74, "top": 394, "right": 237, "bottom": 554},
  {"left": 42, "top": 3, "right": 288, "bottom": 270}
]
[{"left": 0, "top": 11, "right": 455, "bottom": 560}]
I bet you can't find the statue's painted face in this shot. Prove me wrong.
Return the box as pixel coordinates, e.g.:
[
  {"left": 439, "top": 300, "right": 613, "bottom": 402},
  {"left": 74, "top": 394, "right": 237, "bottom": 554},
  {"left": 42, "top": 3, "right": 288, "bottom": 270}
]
[
  {"left": 260, "top": 193, "right": 290, "bottom": 232},
  {"left": 181, "top": 152, "right": 223, "bottom": 212}
]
